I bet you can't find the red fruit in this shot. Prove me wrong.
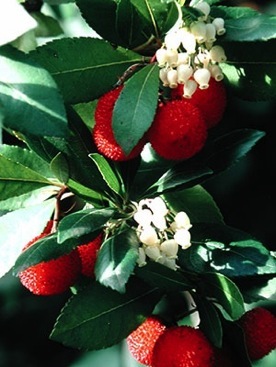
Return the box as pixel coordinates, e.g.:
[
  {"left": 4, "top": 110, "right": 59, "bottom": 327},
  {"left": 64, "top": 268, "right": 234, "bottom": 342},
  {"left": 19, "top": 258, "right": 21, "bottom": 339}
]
[
  {"left": 93, "top": 86, "right": 146, "bottom": 161},
  {"left": 19, "top": 221, "right": 81, "bottom": 296},
  {"left": 127, "top": 316, "right": 166, "bottom": 366},
  {"left": 238, "top": 307, "right": 276, "bottom": 360},
  {"left": 151, "top": 325, "right": 215, "bottom": 367},
  {"left": 147, "top": 99, "right": 207, "bottom": 160},
  {"left": 77, "top": 233, "right": 103, "bottom": 277},
  {"left": 171, "top": 78, "right": 227, "bottom": 128}
]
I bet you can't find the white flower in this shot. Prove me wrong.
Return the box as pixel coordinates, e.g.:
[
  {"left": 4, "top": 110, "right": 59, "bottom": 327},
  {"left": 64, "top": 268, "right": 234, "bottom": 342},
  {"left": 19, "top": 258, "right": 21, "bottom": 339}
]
[
  {"left": 137, "top": 247, "right": 147, "bottom": 267},
  {"left": 212, "top": 18, "right": 226, "bottom": 36},
  {"left": 160, "top": 239, "right": 179, "bottom": 258},
  {"left": 193, "top": 68, "right": 211, "bottom": 89},
  {"left": 156, "top": 48, "right": 169, "bottom": 67},
  {"left": 134, "top": 208, "right": 153, "bottom": 227},
  {"left": 145, "top": 245, "right": 162, "bottom": 261},
  {"left": 190, "top": 21, "right": 207, "bottom": 44},
  {"left": 209, "top": 64, "right": 224, "bottom": 81},
  {"left": 177, "top": 64, "right": 194, "bottom": 84},
  {"left": 147, "top": 197, "right": 168, "bottom": 217},
  {"left": 167, "top": 68, "right": 178, "bottom": 88},
  {"left": 159, "top": 68, "right": 169, "bottom": 87},
  {"left": 205, "top": 23, "right": 216, "bottom": 43},
  {"left": 183, "top": 79, "right": 197, "bottom": 98},
  {"left": 209, "top": 45, "right": 227, "bottom": 63},
  {"left": 174, "top": 228, "right": 191, "bottom": 249},
  {"left": 193, "top": 1, "right": 211, "bottom": 21},
  {"left": 139, "top": 226, "right": 159, "bottom": 246}
]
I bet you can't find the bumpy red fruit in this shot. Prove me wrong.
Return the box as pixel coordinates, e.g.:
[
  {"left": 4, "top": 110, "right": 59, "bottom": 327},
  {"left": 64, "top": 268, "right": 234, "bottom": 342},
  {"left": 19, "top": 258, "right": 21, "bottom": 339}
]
[
  {"left": 93, "top": 86, "right": 146, "bottom": 161},
  {"left": 151, "top": 325, "right": 215, "bottom": 367},
  {"left": 77, "top": 233, "right": 103, "bottom": 277},
  {"left": 238, "top": 307, "right": 276, "bottom": 360},
  {"left": 127, "top": 316, "right": 166, "bottom": 366},
  {"left": 172, "top": 78, "right": 227, "bottom": 128},
  {"left": 19, "top": 221, "right": 81, "bottom": 296},
  {"left": 147, "top": 100, "right": 207, "bottom": 160}
]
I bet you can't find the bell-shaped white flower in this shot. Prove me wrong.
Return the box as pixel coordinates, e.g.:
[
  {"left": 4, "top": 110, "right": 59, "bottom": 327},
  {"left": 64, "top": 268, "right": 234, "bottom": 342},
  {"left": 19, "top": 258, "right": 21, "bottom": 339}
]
[
  {"left": 177, "top": 52, "right": 189, "bottom": 65},
  {"left": 166, "top": 49, "right": 179, "bottom": 67},
  {"left": 159, "top": 68, "right": 169, "bottom": 87},
  {"left": 148, "top": 197, "right": 168, "bottom": 217},
  {"left": 156, "top": 48, "right": 168, "bottom": 67},
  {"left": 139, "top": 226, "right": 159, "bottom": 246},
  {"left": 162, "top": 257, "right": 178, "bottom": 271},
  {"left": 167, "top": 69, "right": 178, "bottom": 88},
  {"left": 193, "top": 1, "right": 210, "bottom": 21},
  {"left": 209, "top": 45, "right": 227, "bottom": 63},
  {"left": 193, "top": 67, "right": 211, "bottom": 89},
  {"left": 134, "top": 208, "right": 153, "bottom": 227},
  {"left": 205, "top": 23, "right": 216, "bottom": 43},
  {"left": 195, "top": 52, "right": 210, "bottom": 68},
  {"left": 209, "top": 64, "right": 224, "bottom": 81},
  {"left": 145, "top": 245, "right": 162, "bottom": 261},
  {"left": 212, "top": 18, "right": 226, "bottom": 36},
  {"left": 173, "top": 211, "right": 192, "bottom": 230},
  {"left": 174, "top": 228, "right": 191, "bottom": 249},
  {"left": 177, "top": 64, "right": 194, "bottom": 84},
  {"left": 160, "top": 239, "right": 179, "bottom": 258},
  {"left": 183, "top": 79, "right": 197, "bottom": 98},
  {"left": 165, "top": 31, "right": 181, "bottom": 50},
  {"left": 190, "top": 21, "right": 206, "bottom": 44}
]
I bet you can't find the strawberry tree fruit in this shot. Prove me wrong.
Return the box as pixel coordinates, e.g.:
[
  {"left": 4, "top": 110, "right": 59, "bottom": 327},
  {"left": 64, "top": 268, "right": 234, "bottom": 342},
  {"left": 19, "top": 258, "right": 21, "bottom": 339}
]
[
  {"left": 151, "top": 325, "right": 215, "bottom": 367},
  {"left": 127, "top": 316, "right": 167, "bottom": 366},
  {"left": 18, "top": 221, "right": 81, "bottom": 296},
  {"left": 238, "top": 307, "right": 276, "bottom": 360},
  {"left": 93, "top": 86, "right": 146, "bottom": 161},
  {"left": 171, "top": 78, "right": 227, "bottom": 129},
  {"left": 77, "top": 233, "right": 103, "bottom": 278},
  {"left": 147, "top": 99, "right": 207, "bottom": 160}
]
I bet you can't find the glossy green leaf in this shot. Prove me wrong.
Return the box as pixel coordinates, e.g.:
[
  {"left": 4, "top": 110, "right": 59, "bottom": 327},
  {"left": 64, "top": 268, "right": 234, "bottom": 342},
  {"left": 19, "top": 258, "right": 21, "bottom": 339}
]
[
  {"left": 0, "top": 46, "right": 69, "bottom": 137},
  {"left": 0, "top": 199, "right": 55, "bottom": 278},
  {"left": 50, "top": 278, "right": 162, "bottom": 350},
  {"left": 95, "top": 229, "right": 139, "bottom": 293},
  {"left": 199, "top": 272, "right": 245, "bottom": 320},
  {"left": 163, "top": 185, "right": 224, "bottom": 224},
  {"left": 31, "top": 37, "right": 143, "bottom": 104},
  {"left": 50, "top": 153, "right": 70, "bottom": 184},
  {"left": 113, "top": 63, "right": 159, "bottom": 155},
  {"left": 135, "top": 261, "right": 194, "bottom": 292},
  {"left": 89, "top": 153, "right": 124, "bottom": 196},
  {"left": 57, "top": 208, "right": 115, "bottom": 243},
  {"left": 194, "top": 295, "right": 223, "bottom": 348}
]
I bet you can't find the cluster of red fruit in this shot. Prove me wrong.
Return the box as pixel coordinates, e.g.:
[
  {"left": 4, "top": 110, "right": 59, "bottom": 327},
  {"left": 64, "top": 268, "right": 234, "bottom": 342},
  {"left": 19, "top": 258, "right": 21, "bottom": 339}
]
[
  {"left": 93, "top": 77, "right": 226, "bottom": 161},
  {"left": 18, "top": 220, "right": 103, "bottom": 296},
  {"left": 127, "top": 307, "right": 276, "bottom": 367}
]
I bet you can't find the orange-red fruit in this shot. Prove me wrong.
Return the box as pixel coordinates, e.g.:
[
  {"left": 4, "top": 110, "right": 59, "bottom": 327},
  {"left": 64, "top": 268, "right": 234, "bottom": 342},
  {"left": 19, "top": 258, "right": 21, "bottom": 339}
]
[
  {"left": 151, "top": 325, "right": 215, "bottom": 367},
  {"left": 77, "top": 233, "right": 103, "bottom": 278},
  {"left": 19, "top": 221, "right": 81, "bottom": 296},
  {"left": 127, "top": 316, "right": 166, "bottom": 366},
  {"left": 147, "top": 100, "right": 207, "bottom": 160},
  {"left": 171, "top": 78, "right": 227, "bottom": 128},
  {"left": 93, "top": 86, "right": 146, "bottom": 161},
  {"left": 238, "top": 307, "right": 276, "bottom": 360}
]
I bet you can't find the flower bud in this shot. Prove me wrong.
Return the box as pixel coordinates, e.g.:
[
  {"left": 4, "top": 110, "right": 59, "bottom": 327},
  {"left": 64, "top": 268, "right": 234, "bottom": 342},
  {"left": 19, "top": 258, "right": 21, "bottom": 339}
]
[
  {"left": 212, "top": 18, "right": 226, "bottom": 36},
  {"left": 183, "top": 79, "right": 197, "bottom": 98},
  {"left": 209, "top": 45, "right": 227, "bottom": 63},
  {"left": 177, "top": 64, "right": 194, "bottom": 84},
  {"left": 193, "top": 68, "right": 211, "bottom": 89}
]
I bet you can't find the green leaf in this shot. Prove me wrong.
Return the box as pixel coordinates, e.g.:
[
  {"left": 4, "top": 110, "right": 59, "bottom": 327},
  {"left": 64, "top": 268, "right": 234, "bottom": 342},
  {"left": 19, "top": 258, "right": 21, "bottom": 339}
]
[
  {"left": 57, "top": 208, "right": 115, "bottom": 244},
  {"left": 113, "top": 63, "right": 159, "bottom": 155},
  {"left": 0, "top": 199, "right": 55, "bottom": 278},
  {"left": 31, "top": 37, "right": 143, "bottom": 104},
  {"left": 163, "top": 185, "right": 224, "bottom": 224},
  {"left": 50, "top": 153, "right": 70, "bottom": 184},
  {"left": 32, "top": 12, "right": 64, "bottom": 37},
  {"left": 199, "top": 272, "right": 245, "bottom": 320},
  {"left": 135, "top": 261, "right": 194, "bottom": 292},
  {"left": 194, "top": 295, "right": 223, "bottom": 348},
  {"left": 212, "top": 6, "right": 276, "bottom": 42},
  {"left": 0, "top": 151, "right": 56, "bottom": 201},
  {"left": 89, "top": 153, "right": 124, "bottom": 196},
  {"left": 95, "top": 229, "right": 139, "bottom": 293},
  {"left": 0, "top": 46, "right": 69, "bottom": 137},
  {"left": 50, "top": 278, "right": 162, "bottom": 350}
]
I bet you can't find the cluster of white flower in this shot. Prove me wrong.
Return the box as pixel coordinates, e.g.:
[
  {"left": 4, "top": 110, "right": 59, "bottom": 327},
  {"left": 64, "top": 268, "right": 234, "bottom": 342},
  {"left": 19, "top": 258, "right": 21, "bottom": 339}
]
[
  {"left": 133, "top": 197, "right": 192, "bottom": 270},
  {"left": 156, "top": 1, "right": 227, "bottom": 98}
]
